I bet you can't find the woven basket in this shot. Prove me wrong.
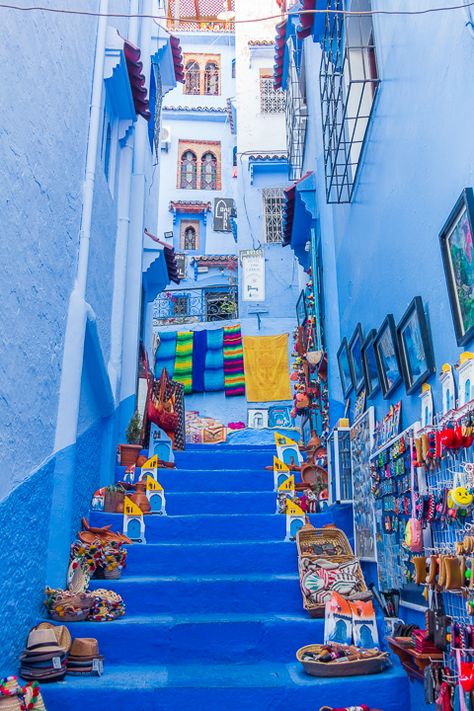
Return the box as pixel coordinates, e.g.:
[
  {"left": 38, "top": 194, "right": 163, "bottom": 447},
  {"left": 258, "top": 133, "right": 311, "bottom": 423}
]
[
  {"left": 296, "top": 524, "right": 353, "bottom": 558},
  {"left": 94, "top": 566, "right": 122, "bottom": 580},
  {"left": 296, "top": 644, "right": 390, "bottom": 677},
  {"left": 46, "top": 590, "right": 95, "bottom": 623},
  {"left": 298, "top": 554, "right": 367, "bottom": 617},
  {"left": 0, "top": 698, "right": 24, "bottom": 711}
]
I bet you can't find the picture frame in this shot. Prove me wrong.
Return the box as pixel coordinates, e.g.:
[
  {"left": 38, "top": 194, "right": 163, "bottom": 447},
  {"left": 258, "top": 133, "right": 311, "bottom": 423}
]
[
  {"left": 374, "top": 315, "right": 403, "bottom": 399},
  {"left": 348, "top": 323, "right": 365, "bottom": 394},
  {"left": 337, "top": 338, "right": 355, "bottom": 398},
  {"left": 396, "top": 296, "right": 435, "bottom": 394},
  {"left": 361, "top": 329, "right": 380, "bottom": 398},
  {"left": 439, "top": 188, "right": 474, "bottom": 346},
  {"left": 296, "top": 290, "right": 307, "bottom": 327},
  {"left": 268, "top": 405, "right": 292, "bottom": 428},
  {"left": 247, "top": 408, "right": 269, "bottom": 429}
]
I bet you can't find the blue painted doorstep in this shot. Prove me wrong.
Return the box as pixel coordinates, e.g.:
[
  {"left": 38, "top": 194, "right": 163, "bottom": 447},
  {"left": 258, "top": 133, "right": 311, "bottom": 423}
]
[{"left": 40, "top": 445, "right": 410, "bottom": 711}]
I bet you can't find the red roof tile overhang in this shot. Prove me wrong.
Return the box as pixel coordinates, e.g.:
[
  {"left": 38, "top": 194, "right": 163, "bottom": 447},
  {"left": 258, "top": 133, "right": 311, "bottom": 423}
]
[
  {"left": 124, "top": 39, "right": 150, "bottom": 121},
  {"left": 297, "top": 0, "right": 316, "bottom": 38},
  {"left": 169, "top": 201, "right": 212, "bottom": 214},
  {"left": 273, "top": 20, "right": 287, "bottom": 89},
  {"left": 144, "top": 229, "right": 181, "bottom": 284},
  {"left": 169, "top": 35, "right": 185, "bottom": 83},
  {"left": 282, "top": 171, "right": 313, "bottom": 246}
]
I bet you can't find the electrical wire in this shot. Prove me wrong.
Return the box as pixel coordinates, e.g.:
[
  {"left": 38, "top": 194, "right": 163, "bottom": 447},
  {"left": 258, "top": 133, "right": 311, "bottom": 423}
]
[{"left": 1, "top": 2, "right": 474, "bottom": 21}]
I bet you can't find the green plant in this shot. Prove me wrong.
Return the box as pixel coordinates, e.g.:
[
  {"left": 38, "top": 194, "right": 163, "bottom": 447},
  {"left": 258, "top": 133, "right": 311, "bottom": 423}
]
[{"left": 126, "top": 411, "right": 142, "bottom": 445}]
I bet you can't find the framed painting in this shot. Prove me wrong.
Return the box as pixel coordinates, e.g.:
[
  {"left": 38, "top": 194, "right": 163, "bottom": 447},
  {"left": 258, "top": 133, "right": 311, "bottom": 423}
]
[
  {"left": 348, "top": 323, "right": 365, "bottom": 394},
  {"left": 374, "top": 315, "right": 403, "bottom": 399},
  {"left": 296, "top": 290, "right": 307, "bottom": 327},
  {"left": 439, "top": 188, "right": 474, "bottom": 346},
  {"left": 247, "top": 408, "right": 269, "bottom": 429},
  {"left": 361, "top": 329, "right": 380, "bottom": 398},
  {"left": 397, "top": 296, "right": 435, "bottom": 394},
  {"left": 337, "top": 338, "right": 355, "bottom": 398}
]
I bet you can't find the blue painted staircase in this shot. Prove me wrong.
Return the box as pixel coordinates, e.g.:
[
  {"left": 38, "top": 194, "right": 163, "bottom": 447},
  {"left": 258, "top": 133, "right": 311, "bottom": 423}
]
[{"left": 41, "top": 444, "right": 409, "bottom": 710}]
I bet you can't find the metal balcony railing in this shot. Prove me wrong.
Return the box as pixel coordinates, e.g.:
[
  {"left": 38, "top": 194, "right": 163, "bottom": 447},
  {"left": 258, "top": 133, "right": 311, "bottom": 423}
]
[{"left": 153, "top": 286, "right": 238, "bottom": 326}]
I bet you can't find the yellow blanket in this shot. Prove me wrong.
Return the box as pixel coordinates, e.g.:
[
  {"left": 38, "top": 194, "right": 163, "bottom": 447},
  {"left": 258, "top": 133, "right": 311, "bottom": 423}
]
[{"left": 243, "top": 334, "right": 292, "bottom": 402}]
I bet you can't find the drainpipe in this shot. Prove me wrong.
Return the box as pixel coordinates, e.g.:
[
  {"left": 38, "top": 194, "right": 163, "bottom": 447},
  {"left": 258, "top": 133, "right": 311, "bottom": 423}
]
[
  {"left": 119, "top": 0, "right": 155, "bottom": 435},
  {"left": 108, "top": 0, "right": 140, "bottom": 400},
  {"left": 46, "top": 0, "right": 109, "bottom": 584}
]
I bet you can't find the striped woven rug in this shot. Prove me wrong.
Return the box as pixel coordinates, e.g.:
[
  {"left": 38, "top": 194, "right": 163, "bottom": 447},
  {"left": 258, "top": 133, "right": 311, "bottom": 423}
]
[
  {"left": 223, "top": 324, "right": 245, "bottom": 397},
  {"left": 173, "top": 331, "right": 193, "bottom": 394}
]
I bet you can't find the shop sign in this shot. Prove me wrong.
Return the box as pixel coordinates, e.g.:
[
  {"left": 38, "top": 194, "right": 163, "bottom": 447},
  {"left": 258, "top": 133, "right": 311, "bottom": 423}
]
[
  {"left": 241, "top": 249, "right": 265, "bottom": 302},
  {"left": 213, "top": 198, "right": 234, "bottom": 232}
]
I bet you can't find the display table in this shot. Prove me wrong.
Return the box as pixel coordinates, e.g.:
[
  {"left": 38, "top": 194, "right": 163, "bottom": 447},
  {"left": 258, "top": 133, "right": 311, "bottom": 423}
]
[{"left": 387, "top": 637, "right": 442, "bottom": 681}]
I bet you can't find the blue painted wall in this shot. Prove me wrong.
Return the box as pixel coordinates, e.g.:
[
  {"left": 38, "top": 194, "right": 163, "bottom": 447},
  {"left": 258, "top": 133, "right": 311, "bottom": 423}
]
[{"left": 301, "top": 0, "right": 474, "bottom": 429}]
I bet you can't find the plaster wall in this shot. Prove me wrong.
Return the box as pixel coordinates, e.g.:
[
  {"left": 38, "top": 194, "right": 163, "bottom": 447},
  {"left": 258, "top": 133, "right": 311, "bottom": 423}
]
[{"left": 302, "top": 0, "right": 474, "bottom": 428}]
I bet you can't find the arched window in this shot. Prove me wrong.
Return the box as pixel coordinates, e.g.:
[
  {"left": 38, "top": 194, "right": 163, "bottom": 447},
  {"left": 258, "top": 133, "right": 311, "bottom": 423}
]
[
  {"left": 204, "top": 62, "right": 219, "bottom": 95},
  {"left": 180, "top": 150, "right": 197, "bottom": 189},
  {"left": 200, "top": 152, "right": 217, "bottom": 190},
  {"left": 184, "top": 61, "right": 200, "bottom": 95},
  {"left": 183, "top": 226, "right": 197, "bottom": 250}
]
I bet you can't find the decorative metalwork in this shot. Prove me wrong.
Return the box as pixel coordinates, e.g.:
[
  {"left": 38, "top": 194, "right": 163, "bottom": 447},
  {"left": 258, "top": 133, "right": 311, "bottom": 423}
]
[
  {"left": 153, "top": 286, "right": 238, "bottom": 326},
  {"left": 260, "top": 75, "right": 286, "bottom": 114},
  {"left": 200, "top": 152, "right": 217, "bottom": 189},
  {"left": 262, "top": 187, "right": 285, "bottom": 244},
  {"left": 319, "top": 0, "right": 380, "bottom": 203},
  {"left": 180, "top": 150, "right": 198, "bottom": 189},
  {"left": 184, "top": 67, "right": 220, "bottom": 95},
  {"left": 286, "top": 38, "right": 307, "bottom": 180},
  {"left": 183, "top": 226, "right": 197, "bottom": 250}
]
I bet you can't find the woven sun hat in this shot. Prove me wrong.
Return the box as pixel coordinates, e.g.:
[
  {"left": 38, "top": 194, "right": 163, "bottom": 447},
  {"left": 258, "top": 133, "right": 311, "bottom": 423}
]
[
  {"left": 23, "top": 629, "right": 64, "bottom": 657},
  {"left": 68, "top": 638, "right": 99, "bottom": 660},
  {"left": 34, "top": 622, "right": 72, "bottom": 654}
]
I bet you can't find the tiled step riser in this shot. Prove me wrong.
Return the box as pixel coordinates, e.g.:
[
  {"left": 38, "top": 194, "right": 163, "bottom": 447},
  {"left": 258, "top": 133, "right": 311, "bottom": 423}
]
[
  {"left": 165, "top": 491, "right": 277, "bottom": 515},
  {"left": 88, "top": 578, "right": 302, "bottom": 614},
  {"left": 124, "top": 542, "right": 298, "bottom": 575},
  {"left": 90, "top": 512, "right": 288, "bottom": 543},
  {"left": 174, "top": 451, "right": 272, "bottom": 470},
  {"left": 62, "top": 618, "right": 323, "bottom": 664},
  {"left": 115, "top": 467, "right": 274, "bottom": 492},
  {"left": 41, "top": 668, "right": 409, "bottom": 711}
]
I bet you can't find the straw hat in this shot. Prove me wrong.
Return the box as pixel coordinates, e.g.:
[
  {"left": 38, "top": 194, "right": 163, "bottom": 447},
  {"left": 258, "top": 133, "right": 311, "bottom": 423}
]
[
  {"left": 24, "top": 629, "right": 64, "bottom": 656},
  {"left": 68, "top": 638, "right": 99, "bottom": 660},
  {"left": 34, "top": 622, "right": 72, "bottom": 653}
]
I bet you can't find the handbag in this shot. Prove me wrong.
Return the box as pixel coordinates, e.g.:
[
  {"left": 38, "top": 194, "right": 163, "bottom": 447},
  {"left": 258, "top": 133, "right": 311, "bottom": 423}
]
[{"left": 147, "top": 368, "right": 178, "bottom": 432}]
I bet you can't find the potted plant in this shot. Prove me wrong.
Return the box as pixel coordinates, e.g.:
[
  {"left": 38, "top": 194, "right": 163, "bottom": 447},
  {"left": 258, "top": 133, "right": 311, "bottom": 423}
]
[{"left": 119, "top": 412, "right": 143, "bottom": 466}]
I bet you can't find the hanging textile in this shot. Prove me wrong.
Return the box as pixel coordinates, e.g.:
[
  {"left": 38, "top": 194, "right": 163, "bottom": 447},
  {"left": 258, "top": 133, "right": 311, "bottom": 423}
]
[
  {"left": 192, "top": 330, "right": 207, "bottom": 393},
  {"left": 154, "top": 331, "right": 177, "bottom": 379},
  {"left": 204, "top": 328, "right": 225, "bottom": 392},
  {"left": 172, "top": 381, "right": 186, "bottom": 450},
  {"left": 173, "top": 331, "right": 193, "bottom": 394},
  {"left": 223, "top": 324, "right": 245, "bottom": 397},
  {"left": 243, "top": 334, "right": 292, "bottom": 402}
]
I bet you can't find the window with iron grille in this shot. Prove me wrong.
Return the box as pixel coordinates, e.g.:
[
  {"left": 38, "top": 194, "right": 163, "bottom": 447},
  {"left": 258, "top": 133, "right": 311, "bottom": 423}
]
[
  {"left": 205, "top": 289, "right": 238, "bottom": 322},
  {"left": 262, "top": 188, "right": 285, "bottom": 244},
  {"left": 320, "top": 0, "right": 379, "bottom": 203},
  {"left": 180, "top": 220, "right": 200, "bottom": 250},
  {"left": 286, "top": 39, "right": 307, "bottom": 180},
  {"left": 180, "top": 150, "right": 198, "bottom": 189},
  {"left": 184, "top": 61, "right": 201, "bottom": 95},
  {"left": 173, "top": 295, "right": 189, "bottom": 317},
  {"left": 201, "top": 152, "right": 217, "bottom": 190},
  {"left": 204, "top": 62, "right": 219, "bottom": 95},
  {"left": 260, "top": 72, "right": 286, "bottom": 113}
]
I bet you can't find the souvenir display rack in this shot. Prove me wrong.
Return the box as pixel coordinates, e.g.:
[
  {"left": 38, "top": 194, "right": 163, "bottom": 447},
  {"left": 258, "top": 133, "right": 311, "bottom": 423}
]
[
  {"left": 369, "top": 423, "right": 427, "bottom": 607},
  {"left": 327, "top": 425, "right": 352, "bottom": 504},
  {"left": 351, "top": 407, "right": 377, "bottom": 562}
]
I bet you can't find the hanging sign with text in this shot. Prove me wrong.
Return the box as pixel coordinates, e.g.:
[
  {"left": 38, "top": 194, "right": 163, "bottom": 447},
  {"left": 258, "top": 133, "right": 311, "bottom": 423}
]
[{"left": 241, "top": 249, "right": 265, "bottom": 302}]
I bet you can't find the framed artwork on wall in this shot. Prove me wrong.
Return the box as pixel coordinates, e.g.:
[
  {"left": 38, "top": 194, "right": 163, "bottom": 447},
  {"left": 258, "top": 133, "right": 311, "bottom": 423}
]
[
  {"left": 296, "top": 290, "right": 307, "bottom": 327},
  {"left": 337, "top": 338, "right": 355, "bottom": 398},
  {"left": 439, "top": 188, "right": 474, "bottom": 346},
  {"left": 348, "top": 323, "right": 365, "bottom": 394},
  {"left": 247, "top": 408, "right": 269, "bottom": 429},
  {"left": 396, "top": 296, "right": 435, "bottom": 394},
  {"left": 374, "top": 315, "right": 402, "bottom": 399},
  {"left": 361, "top": 329, "right": 380, "bottom": 398}
]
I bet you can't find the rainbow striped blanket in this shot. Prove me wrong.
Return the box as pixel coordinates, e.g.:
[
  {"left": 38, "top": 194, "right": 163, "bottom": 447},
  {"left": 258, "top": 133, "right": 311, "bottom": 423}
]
[
  {"left": 223, "top": 324, "right": 245, "bottom": 397},
  {"left": 173, "top": 331, "right": 193, "bottom": 394}
]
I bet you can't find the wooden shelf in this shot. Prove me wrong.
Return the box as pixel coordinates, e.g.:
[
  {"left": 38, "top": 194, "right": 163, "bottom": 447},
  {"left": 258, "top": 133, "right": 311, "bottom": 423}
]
[{"left": 387, "top": 637, "right": 442, "bottom": 682}]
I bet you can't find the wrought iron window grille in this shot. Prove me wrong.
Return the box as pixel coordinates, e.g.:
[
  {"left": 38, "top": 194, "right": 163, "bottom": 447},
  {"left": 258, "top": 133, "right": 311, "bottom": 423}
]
[
  {"left": 260, "top": 75, "right": 286, "bottom": 113},
  {"left": 154, "top": 285, "right": 238, "bottom": 326},
  {"left": 319, "top": 0, "right": 380, "bottom": 203},
  {"left": 184, "top": 67, "right": 220, "bottom": 95},
  {"left": 262, "top": 188, "right": 285, "bottom": 244},
  {"left": 286, "top": 38, "right": 308, "bottom": 181},
  {"left": 180, "top": 150, "right": 198, "bottom": 189}
]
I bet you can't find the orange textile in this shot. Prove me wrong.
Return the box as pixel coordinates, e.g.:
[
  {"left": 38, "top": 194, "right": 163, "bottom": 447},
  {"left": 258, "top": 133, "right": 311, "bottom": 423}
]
[{"left": 243, "top": 334, "right": 292, "bottom": 402}]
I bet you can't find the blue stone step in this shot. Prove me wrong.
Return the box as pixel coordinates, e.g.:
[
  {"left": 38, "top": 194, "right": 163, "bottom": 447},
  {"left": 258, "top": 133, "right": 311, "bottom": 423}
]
[
  {"left": 115, "top": 467, "right": 274, "bottom": 491},
  {"left": 174, "top": 449, "right": 273, "bottom": 470},
  {"left": 165, "top": 490, "right": 277, "bottom": 515},
  {"left": 40, "top": 662, "right": 409, "bottom": 711},
  {"left": 124, "top": 541, "right": 298, "bottom": 575},
  {"left": 88, "top": 573, "right": 302, "bottom": 614},
  {"left": 60, "top": 613, "right": 323, "bottom": 664},
  {"left": 90, "top": 511, "right": 289, "bottom": 543}
]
